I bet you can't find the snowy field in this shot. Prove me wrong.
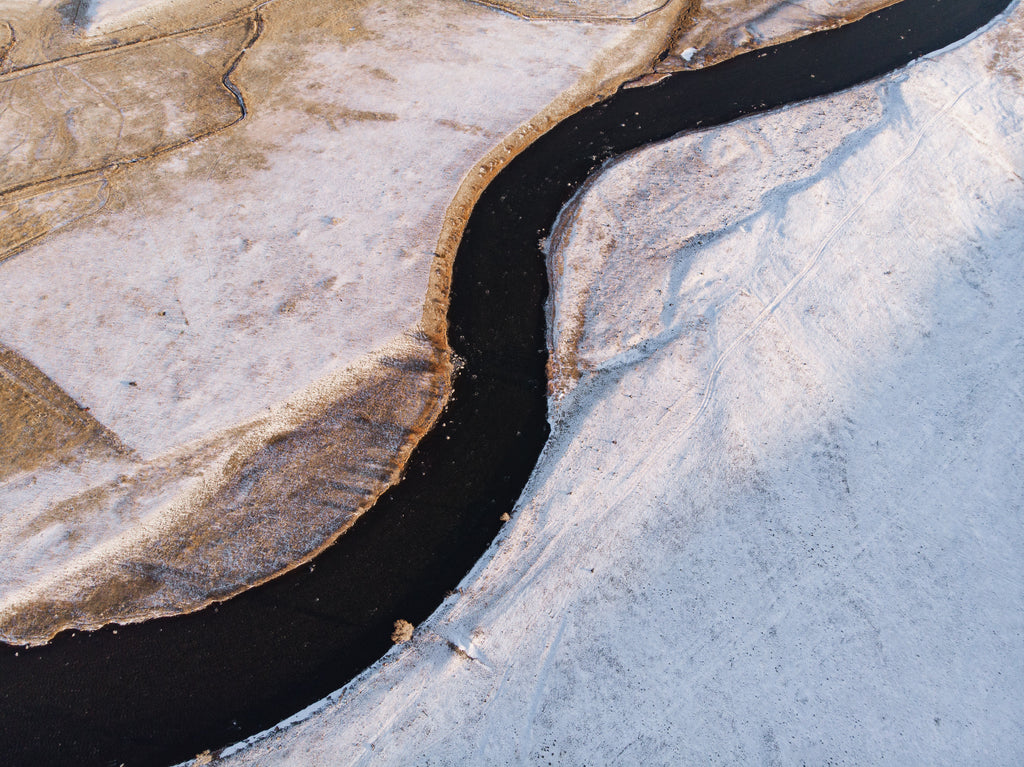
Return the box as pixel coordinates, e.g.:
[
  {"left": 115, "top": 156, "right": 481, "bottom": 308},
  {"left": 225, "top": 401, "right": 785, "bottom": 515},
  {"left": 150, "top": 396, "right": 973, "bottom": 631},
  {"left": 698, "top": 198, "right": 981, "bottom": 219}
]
[
  {"left": 211, "top": 2, "right": 1024, "bottom": 764},
  {"left": 0, "top": 0, "right": 687, "bottom": 641},
  {"left": 0, "top": 0, "right": 900, "bottom": 648}
]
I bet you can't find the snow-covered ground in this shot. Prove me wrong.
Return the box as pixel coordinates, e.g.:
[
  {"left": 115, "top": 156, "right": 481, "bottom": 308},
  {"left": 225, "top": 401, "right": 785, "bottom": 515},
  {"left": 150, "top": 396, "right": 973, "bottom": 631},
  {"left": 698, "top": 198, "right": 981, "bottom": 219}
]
[
  {"left": 659, "top": 0, "right": 903, "bottom": 70},
  {"left": 0, "top": 0, "right": 688, "bottom": 642},
  {"left": 210, "top": 3, "right": 1024, "bottom": 764},
  {"left": 1, "top": 0, "right": 674, "bottom": 459},
  {"left": 0, "top": 0, "right": 901, "bottom": 645}
]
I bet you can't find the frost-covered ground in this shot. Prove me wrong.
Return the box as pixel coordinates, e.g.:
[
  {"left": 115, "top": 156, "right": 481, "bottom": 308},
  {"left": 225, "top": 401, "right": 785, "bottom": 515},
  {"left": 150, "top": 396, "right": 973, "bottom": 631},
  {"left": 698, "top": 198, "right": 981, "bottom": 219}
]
[
  {"left": 0, "top": 0, "right": 898, "bottom": 644},
  {"left": 211, "top": 3, "right": 1024, "bottom": 764},
  {"left": 0, "top": 0, "right": 687, "bottom": 641}
]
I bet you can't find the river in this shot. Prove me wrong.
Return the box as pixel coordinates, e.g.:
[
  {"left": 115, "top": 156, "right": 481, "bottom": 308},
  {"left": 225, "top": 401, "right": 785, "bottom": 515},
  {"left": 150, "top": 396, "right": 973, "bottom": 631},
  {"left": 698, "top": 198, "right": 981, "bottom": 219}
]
[{"left": 0, "top": 0, "right": 1012, "bottom": 762}]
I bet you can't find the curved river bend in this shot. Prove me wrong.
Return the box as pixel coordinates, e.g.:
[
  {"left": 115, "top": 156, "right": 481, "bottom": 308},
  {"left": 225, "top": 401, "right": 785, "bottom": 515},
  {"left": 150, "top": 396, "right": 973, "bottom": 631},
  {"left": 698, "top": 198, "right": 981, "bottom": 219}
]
[{"left": 0, "top": 0, "right": 1013, "bottom": 763}]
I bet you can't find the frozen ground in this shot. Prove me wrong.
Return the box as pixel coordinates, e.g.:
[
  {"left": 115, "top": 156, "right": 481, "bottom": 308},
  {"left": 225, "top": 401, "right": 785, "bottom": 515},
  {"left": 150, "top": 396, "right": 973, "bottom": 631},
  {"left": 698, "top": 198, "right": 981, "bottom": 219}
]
[
  {"left": 0, "top": 0, "right": 688, "bottom": 641},
  {"left": 210, "top": 2, "right": 1024, "bottom": 764},
  {"left": 659, "top": 0, "right": 903, "bottom": 71},
  {"left": 0, "top": 0, "right": 898, "bottom": 644},
  {"left": 1, "top": 0, "right": 670, "bottom": 459}
]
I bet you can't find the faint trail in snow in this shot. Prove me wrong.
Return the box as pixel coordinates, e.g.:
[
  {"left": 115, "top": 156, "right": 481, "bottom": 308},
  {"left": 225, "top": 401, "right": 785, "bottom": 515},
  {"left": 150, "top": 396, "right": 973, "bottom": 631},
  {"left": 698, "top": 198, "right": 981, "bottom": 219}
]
[
  {"left": 533, "top": 55, "right": 1018, "bottom": 580},
  {"left": 460, "top": 0, "right": 677, "bottom": 23},
  {"left": 663, "top": 68, "right": 998, "bottom": 454},
  {"left": 0, "top": 8, "right": 264, "bottom": 202},
  {"left": 520, "top": 613, "right": 569, "bottom": 765}
]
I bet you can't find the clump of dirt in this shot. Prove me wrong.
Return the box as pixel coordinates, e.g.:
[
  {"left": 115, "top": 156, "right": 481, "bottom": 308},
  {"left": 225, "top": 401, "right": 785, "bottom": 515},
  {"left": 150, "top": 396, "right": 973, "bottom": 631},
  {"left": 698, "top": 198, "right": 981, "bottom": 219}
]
[{"left": 391, "top": 619, "right": 414, "bottom": 643}]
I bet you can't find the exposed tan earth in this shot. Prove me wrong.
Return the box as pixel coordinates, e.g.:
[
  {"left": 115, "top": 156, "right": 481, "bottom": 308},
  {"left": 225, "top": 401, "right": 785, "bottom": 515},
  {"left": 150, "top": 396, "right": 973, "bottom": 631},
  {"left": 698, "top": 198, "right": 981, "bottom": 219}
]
[
  {"left": 0, "top": 332, "right": 450, "bottom": 641},
  {"left": 0, "top": 342, "right": 127, "bottom": 480},
  {"left": 0, "top": 0, "right": 894, "bottom": 645}
]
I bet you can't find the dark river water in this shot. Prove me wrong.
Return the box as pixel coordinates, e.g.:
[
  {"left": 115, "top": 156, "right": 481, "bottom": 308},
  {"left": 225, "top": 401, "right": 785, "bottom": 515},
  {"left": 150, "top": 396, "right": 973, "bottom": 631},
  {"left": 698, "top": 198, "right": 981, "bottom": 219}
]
[{"left": 0, "top": 0, "right": 1013, "bottom": 763}]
